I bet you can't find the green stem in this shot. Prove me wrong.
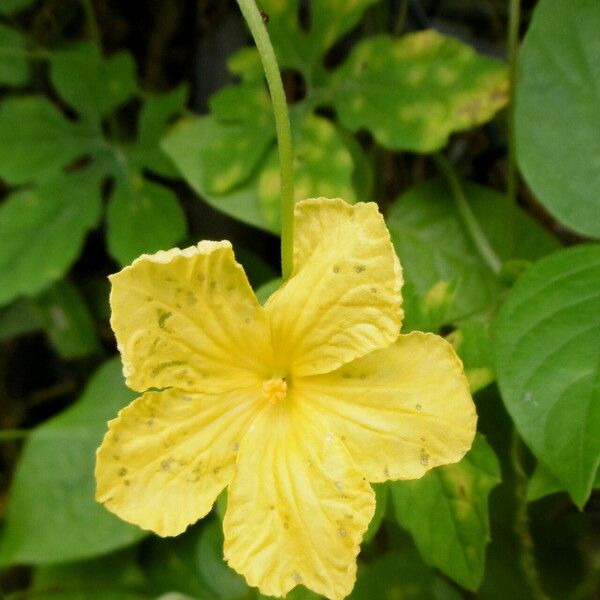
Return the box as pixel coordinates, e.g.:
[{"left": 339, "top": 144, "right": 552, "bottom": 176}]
[
  {"left": 506, "top": 0, "right": 521, "bottom": 255},
  {"left": 0, "top": 429, "right": 30, "bottom": 442},
  {"left": 433, "top": 154, "right": 503, "bottom": 274},
  {"left": 236, "top": 0, "right": 295, "bottom": 280},
  {"left": 511, "top": 430, "right": 550, "bottom": 600},
  {"left": 394, "top": 0, "right": 410, "bottom": 35},
  {"left": 80, "top": 0, "right": 101, "bottom": 47}
]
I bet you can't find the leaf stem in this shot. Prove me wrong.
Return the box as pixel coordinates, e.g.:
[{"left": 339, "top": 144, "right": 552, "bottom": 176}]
[
  {"left": 394, "top": 0, "right": 410, "bottom": 35},
  {"left": 0, "top": 429, "right": 30, "bottom": 442},
  {"left": 236, "top": 0, "right": 295, "bottom": 280},
  {"left": 506, "top": 0, "right": 521, "bottom": 255},
  {"left": 80, "top": 0, "right": 101, "bottom": 47},
  {"left": 433, "top": 153, "right": 502, "bottom": 274}
]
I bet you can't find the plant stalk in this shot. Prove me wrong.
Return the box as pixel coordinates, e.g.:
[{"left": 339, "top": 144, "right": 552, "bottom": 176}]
[
  {"left": 236, "top": 0, "right": 295, "bottom": 280},
  {"left": 506, "top": 0, "right": 521, "bottom": 255},
  {"left": 433, "top": 154, "right": 503, "bottom": 274}
]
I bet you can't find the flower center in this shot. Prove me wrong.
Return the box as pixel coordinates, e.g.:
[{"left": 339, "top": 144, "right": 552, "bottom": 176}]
[{"left": 262, "top": 377, "right": 287, "bottom": 404}]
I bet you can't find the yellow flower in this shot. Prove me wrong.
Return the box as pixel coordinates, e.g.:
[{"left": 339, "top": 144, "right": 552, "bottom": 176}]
[{"left": 95, "top": 198, "right": 476, "bottom": 600}]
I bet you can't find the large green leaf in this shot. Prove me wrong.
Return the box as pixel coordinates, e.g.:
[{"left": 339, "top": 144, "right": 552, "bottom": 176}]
[
  {"left": 390, "top": 435, "right": 501, "bottom": 590},
  {"left": 516, "top": 0, "right": 600, "bottom": 238},
  {"left": 106, "top": 175, "right": 187, "bottom": 266},
  {"left": 131, "top": 84, "right": 189, "bottom": 178},
  {"left": 32, "top": 280, "right": 101, "bottom": 359},
  {"left": 0, "top": 298, "right": 41, "bottom": 341},
  {"left": 494, "top": 244, "right": 600, "bottom": 507},
  {"left": 0, "top": 23, "right": 28, "bottom": 86},
  {"left": 332, "top": 31, "right": 508, "bottom": 152},
  {"left": 0, "top": 97, "right": 97, "bottom": 185},
  {"left": 528, "top": 462, "right": 600, "bottom": 503},
  {"left": 258, "top": 113, "right": 356, "bottom": 230},
  {"left": 0, "top": 168, "right": 102, "bottom": 306},
  {"left": 0, "top": 359, "right": 146, "bottom": 565},
  {"left": 259, "top": 0, "right": 380, "bottom": 84},
  {"left": 387, "top": 178, "right": 560, "bottom": 322},
  {"left": 49, "top": 43, "right": 137, "bottom": 120}
]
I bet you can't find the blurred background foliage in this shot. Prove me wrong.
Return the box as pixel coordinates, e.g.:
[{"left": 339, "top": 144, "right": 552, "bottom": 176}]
[{"left": 0, "top": 0, "right": 599, "bottom": 598}]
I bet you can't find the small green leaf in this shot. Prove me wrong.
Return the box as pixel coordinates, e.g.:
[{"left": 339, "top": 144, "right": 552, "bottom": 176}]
[
  {"left": 348, "top": 549, "right": 463, "bottom": 600},
  {"left": 132, "top": 84, "right": 189, "bottom": 178},
  {"left": 0, "top": 168, "right": 102, "bottom": 306},
  {"left": 226, "top": 47, "right": 262, "bottom": 81},
  {"left": 516, "top": 0, "right": 600, "bottom": 238},
  {"left": 387, "top": 179, "right": 560, "bottom": 321},
  {"left": 258, "top": 113, "right": 356, "bottom": 231},
  {"left": 0, "top": 97, "right": 96, "bottom": 185},
  {"left": 0, "top": 24, "right": 28, "bottom": 86},
  {"left": 0, "top": 0, "right": 36, "bottom": 15},
  {"left": 494, "top": 244, "right": 600, "bottom": 507},
  {"left": 32, "top": 280, "right": 101, "bottom": 359},
  {"left": 209, "top": 80, "right": 272, "bottom": 124},
  {"left": 332, "top": 31, "right": 508, "bottom": 152},
  {"left": 106, "top": 176, "right": 187, "bottom": 266},
  {"left": 49, "top": 43, "right": 137, "bottom": 120},
  {"left": 0, "top": 359, "right": 146, "bottom": 565},
  {"left": 390, "top": 435, "right": 501, "bottom": 590},
  {"left": 259, "top": 0, "right": 380, "bottom": 84}
]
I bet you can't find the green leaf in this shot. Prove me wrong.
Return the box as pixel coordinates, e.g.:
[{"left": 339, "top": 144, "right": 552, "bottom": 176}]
[
  {"left": 258, "top": 113, "right": 356, "bottom": 231},
  {"left": 332, "top": 31, "right": 508, "bottom": 152},
  {"left": 259, "top": 0, "right": 380, "bottom": 84},
  {"left": 494, "top": 244, "right": 600, "bottom": 507},
  {"left": 528, "top": 461, "right": 600, "bottom": 503},
  {"left": 0, "top": 168, "right": 102, "bottom": 306},
  {"left": 197, "top": 521, "right": 247, "bottom": 599},
  {"left": 162, "top": 115, "right": 273, "bottom": 229},
  {"left": 106, "top": 175, "right": 187, "bottom": 266},
  {"left": 390, "top": 435, "right": 501, "bottom": 590},
  {"left": 0, "top": 358, "right": 146, "bottom": 565},
  {"left": 0, "top": 23, "right": 28, "bottom": 86},
  {"left": 141, "top": 527, "right": 215, "bottom": 600},
  {"left": 0, "top": 97, "right": 96, "bottom": 185},
  {"left": 0, "top": 298, "right": 42, "bottom": 341},
  {"left": 32, "top": 280, "right": 101, "bottom": 359},
  {"left": 163, "top": 114, "right": 273, "bottom": 195},
  {"left": 447, "top": 320, "right": 495, "bottom": 393},
  {"left": 387, "top": 178, "right": 560, "bottom": 322},
  {"left": 49, "top": 43, "right": 137, "bottom": 120},
  {"left": 348, "top": 549, "right": 463, "bottom": 600},
  {"left": 0, "top": 0, "right": 36, "bottom": 15},
  {"left": 132, "top": 84, "right": 189, "bottom": 178},
  {"left": 31, "top": 548, "right": 148, "bottom": 600},
  {"left": 209, "top": 80, "right": 272, "bottom": 124},
  {"left": 516, "top": 0, "right": 600, "bottom": 238}
]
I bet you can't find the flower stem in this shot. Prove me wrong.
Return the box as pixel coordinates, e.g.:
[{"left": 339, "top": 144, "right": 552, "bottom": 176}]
[
  {"left": 236, "top": 0, "right": 295, "bottom": 280},
  {"left": 433, "top": 153, "right": 502, "bottom": 274},
  {"left": 506, "top": 0, "right": 521, "bottom": 256}
]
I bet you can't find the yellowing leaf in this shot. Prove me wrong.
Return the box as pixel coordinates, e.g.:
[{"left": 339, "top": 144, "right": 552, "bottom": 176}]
[{"left": 332, "top": 31, "right": 508, "bottom": 152}]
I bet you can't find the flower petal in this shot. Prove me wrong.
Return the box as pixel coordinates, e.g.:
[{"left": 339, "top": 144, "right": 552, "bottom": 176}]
[
  {"left": 223, "top": 402, "right": 375, "bottom": 600},
  {"left": 266, "top": 199, "right": 403, "bottom": 377},
  {"left": 110, "top": 241, "right": 271, "bottom": 393},
  {"left": 299, "top": 332, "right": 476, "bottom": 482},
  {"left": 95, "top": 385, "right": 262, "bottom": 536}
]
